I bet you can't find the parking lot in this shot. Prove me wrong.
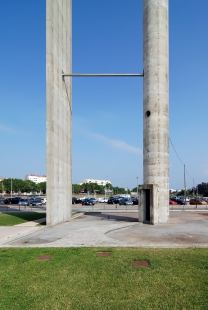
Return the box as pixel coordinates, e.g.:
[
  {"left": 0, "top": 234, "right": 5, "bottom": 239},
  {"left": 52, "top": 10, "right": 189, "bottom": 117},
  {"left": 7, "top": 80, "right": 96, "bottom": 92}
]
[
  {"left": 1, "top": 202, "right": 208, "bottom": 214},
  {"left": 0, "top": 202, "right": 46, "bottom": 212}
]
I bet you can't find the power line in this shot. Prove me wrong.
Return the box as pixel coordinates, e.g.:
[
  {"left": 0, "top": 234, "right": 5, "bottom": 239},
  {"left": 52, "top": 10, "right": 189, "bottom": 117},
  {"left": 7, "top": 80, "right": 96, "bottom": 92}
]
[
  {"left": 169, "top": 137, "right": 184, "bottom": 165},
  {"left": 169, "top": 137, "right": 193, "bottom": 181}
]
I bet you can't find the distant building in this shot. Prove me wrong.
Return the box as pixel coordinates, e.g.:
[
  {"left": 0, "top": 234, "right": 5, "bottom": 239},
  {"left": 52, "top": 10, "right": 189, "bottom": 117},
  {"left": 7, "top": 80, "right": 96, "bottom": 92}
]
[
  {"left": 25, "top": 174, "right": 47, "bottom": 184},
  {"left": 170, "top": 189, "right": 176, "bottom": 193},
  {"left": 0, "top": 178, "right": 4, "bottom": 182},
  {"left": 80, "top": 179, "right": 111, "bottom": 187}
]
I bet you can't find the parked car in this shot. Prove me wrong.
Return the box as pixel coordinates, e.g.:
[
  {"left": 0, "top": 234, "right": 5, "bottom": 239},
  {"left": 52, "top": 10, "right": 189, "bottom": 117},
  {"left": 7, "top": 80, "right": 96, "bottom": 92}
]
[
  {"left": 131, "top": 197, "right": 139, "bottom": 205},
  {"left": 169, "top": 198, "right": 185, "bottom": 205},
  {"left": 202, "top": 197, "right": 208, "bottom": 203},
  {"left": 90, "top": 198, "right": 98, "bottom": 204},
  {"left": 72, "top": 197, "right": 82, "bottom": 204},
  {"left": 98, "top": 197, "right": 108, "bottom": 203},
  {"left": 179, "top": 197, "right": 190, "bottom": 203},
  {"left": 169, "top": 199, "right": 177, "bottom": 205},
  {"left": 190, "top": 198, "right": 206, "bottom": 205},
  {"left": 31, "top": 197, "right": 43, "bottom": 206},
  {"left": 4, "top": 197, "right": 21, "bottom": 204},
  {"left": 107, "top": 197, "right": 121, "bottom": 204},
  {"left": 72, "top": 197, "right": 77, "bottom": 204},
  {"left": 41, "top": 198, "right": 47, "bottom": 204},
  {"left": 81, "top": 198, "right": 95, "bottom": 205},
  {"left": 119, "top": 198, "right": 133, "bottom": 205},
  {"left": 18, "top": 198, "right": 30, "bottom": 207},
  {"left": 28, "top": 197, "right": 38, "bottom": 204},
  {"left": 0, "top": 196, "right": 5, "bottom": 203}
]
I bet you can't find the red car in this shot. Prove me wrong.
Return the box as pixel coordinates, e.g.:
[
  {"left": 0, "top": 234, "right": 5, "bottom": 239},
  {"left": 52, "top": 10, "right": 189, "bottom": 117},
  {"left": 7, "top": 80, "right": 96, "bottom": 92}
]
[{"left": 169, "top": 199, "right": 177, "bottom": 205}]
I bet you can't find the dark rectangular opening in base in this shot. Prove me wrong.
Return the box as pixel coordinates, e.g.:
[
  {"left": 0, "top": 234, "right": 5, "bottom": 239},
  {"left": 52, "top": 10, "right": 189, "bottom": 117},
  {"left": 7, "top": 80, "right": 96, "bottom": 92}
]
[{"left": 145, "top": 189, "right": 150, "bottom": 222}]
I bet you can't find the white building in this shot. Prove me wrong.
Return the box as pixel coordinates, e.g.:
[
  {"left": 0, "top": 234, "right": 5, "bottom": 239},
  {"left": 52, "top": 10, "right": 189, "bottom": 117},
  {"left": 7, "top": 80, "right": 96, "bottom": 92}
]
[
  {"left": 80, "top": 179, "right": 111, "bottom": 187},
  {"left": 25, "top": 174, "right": 47, "bottom": 184}
]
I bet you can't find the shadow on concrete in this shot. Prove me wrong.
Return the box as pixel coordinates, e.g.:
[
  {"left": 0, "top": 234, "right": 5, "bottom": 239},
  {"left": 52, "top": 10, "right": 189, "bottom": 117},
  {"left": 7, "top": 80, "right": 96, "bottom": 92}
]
[{"left": 84, "top": 212, "right": 139, "bottom": 222}]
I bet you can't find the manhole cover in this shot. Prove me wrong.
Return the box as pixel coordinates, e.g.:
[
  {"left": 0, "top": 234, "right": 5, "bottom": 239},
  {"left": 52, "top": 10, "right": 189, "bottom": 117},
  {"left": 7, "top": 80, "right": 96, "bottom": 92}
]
[
  {"left": 36, "top": 255, "right": 54, "bottom": 261},
  {"left": 96, "top": 252, "right": 112, "bottom": 256},
  {"left": 132, "top": 260, "right": 150, "bottom": 267}
]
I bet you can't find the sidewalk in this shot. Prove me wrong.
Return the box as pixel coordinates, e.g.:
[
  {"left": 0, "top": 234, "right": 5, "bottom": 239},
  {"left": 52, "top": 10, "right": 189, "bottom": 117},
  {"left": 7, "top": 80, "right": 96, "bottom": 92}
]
[
  {"left": 0, "top": 211, "right": 208, "bottom": 248},
  {"left": 14, "top": 218, "right": 46, "bottom": 227}
]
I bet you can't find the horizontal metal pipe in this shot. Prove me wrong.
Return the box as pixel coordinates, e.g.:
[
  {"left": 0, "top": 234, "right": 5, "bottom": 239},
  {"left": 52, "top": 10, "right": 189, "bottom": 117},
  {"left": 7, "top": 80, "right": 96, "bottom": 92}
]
[{"left": 62, "top": 73, "right": 144, "bottom": 77}]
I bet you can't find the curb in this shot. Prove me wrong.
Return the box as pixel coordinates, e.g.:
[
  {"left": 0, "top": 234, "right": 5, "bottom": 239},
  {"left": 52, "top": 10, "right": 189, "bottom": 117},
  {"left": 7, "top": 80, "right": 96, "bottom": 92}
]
[{"left": 72, "top": 212, "right": 84, "bottom": 219}]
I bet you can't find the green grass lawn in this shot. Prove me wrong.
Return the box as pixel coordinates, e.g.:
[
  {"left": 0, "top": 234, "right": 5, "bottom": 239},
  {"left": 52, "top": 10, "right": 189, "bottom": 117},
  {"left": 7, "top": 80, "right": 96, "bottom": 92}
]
[
  {"left": 0, "top": 247, "right": 207, "bottom": 309},
  {"left": 0, "top": 212, "right": 46, "bottom": 226}
]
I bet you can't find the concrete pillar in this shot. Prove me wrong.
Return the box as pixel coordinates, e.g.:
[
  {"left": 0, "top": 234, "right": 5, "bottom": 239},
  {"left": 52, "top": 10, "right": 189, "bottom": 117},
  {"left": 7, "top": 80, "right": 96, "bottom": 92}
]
[
  {"left": 143, "top": 0, "right": 169, "bottom": 223},
  {"left": 46, "top": 0, "right": 72, "bottom": 225}
]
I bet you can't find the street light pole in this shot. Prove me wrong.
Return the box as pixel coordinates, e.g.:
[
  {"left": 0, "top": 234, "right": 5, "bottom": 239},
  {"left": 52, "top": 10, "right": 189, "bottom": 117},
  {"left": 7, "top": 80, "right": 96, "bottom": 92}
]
[
  {"left": 11, "top": 174, "right": 12, "bottom": 198},
  {"left": 184, "top": 164, "right": 186, "bottom": 205},
  {"left": 136, "top": 177, "right": 138, "bottom": 198},
  {"left": 105, "top": 176, "right": 108, "bottom": 199}
]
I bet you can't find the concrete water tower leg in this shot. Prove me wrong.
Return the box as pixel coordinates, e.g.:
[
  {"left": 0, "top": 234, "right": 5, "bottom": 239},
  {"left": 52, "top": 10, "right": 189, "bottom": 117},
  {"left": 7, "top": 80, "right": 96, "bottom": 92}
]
[
  {"left": 142, "top": 0, "right": 169, "bottom": 223},
  {"left": 46, "top": 0, "right": 72, "bottom": 226}
]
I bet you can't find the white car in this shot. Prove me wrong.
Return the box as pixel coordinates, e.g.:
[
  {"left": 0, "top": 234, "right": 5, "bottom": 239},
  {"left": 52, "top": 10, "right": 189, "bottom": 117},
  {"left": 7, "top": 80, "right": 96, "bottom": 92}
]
[
  {"left": 98, "top": 197, "right": 108, "bottom": 203},
  {"left": 41, "top": 198, "right": 47, "bottom": 204}
]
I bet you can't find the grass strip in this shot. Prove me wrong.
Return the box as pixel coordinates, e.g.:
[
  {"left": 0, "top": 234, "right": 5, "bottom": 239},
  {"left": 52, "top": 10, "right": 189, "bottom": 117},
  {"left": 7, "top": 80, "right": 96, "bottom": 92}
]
[
  {"left": 0, "top": 247, "right": 207, "bottom": 309},
  {"left": 0, "top": 212, "right": 46, "bottom": 226}
]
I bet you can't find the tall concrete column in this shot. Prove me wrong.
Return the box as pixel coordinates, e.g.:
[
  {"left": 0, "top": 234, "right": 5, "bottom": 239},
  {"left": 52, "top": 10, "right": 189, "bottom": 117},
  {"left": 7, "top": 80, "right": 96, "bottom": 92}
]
[
  {"left": 143, "top": 0, "right": 169, "bottom": 223},
  {"left": 46, "top": 0, "right": 72, "bottom": 225}
]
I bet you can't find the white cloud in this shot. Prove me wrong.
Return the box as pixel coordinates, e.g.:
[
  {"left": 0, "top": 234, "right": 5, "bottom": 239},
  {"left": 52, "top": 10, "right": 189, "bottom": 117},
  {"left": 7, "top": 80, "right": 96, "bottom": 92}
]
[
  {"left": 92, "top": 133, "right": 142, "bottom": 155},
  {"left": 0, "top": 124, "right": 23, "bottom": 136}
]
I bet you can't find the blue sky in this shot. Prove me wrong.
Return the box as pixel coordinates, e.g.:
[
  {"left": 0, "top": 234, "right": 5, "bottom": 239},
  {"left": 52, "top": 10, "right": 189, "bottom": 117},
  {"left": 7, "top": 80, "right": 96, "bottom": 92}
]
[{"left": 0, "top": 0, "right": 208, "bottom": 191}]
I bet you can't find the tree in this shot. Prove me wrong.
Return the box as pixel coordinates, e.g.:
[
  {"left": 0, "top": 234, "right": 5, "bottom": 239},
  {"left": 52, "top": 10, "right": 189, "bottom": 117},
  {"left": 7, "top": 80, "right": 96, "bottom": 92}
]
[
  {"left": 22, "top": 180, "right": 37, "bottom": 193},
  {"left": 37, "top": 182, "right": 46, "bottom": 194},
  {"left": 197, "top": 182, "right": 208, "bottom": 195},
  {"left": 203, "top": 190, "right": 208, "bottom": 197}
]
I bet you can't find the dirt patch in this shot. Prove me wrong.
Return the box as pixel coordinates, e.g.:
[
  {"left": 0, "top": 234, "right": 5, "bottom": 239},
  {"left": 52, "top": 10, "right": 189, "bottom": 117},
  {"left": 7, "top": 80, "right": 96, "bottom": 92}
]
[
  {"left": 36, "top": 255, "right": 54, "bottom": 261},
  {"left": 132, "top": 261, "right": 150, "bottom": 267},
  {"left": 96, "top": 252, "right": 111, "bottom": 256}
]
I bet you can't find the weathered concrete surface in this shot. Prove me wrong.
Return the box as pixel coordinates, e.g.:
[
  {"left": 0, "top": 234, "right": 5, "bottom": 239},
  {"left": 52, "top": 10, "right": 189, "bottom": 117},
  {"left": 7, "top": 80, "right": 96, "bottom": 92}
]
[
  {"left": 2, "top": 212, "right": 208, "bottom": 248},
  {"left": 143, "top": 0, "right": 169, "bottom": 223},
  {"left": 46, "top": 0, "right": 72, "bottom": 225}
]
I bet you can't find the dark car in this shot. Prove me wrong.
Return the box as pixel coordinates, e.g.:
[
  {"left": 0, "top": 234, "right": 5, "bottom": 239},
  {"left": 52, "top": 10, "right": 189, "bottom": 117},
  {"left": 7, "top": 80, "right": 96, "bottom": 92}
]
[
  {"left": 31, "top": 197, "right": 43, "bottom": 206},
  {"left": 131, "top": 197, "right": 139, "bottom": 205},
  {"left": 119, "top": 198, "right": 133, "bottom": 205},
  {"left": 169, "top": 198, "right": 185, "bottom": 205},
  {"left": 90, "top": 198, "right": 98, "bottom": 204},
  {"left": 81, "top": 198, "right": 95, "bottom": 205},
  {"left": 4, "top": 197, "right": 21, "bottom": 204},
  {"left": 72, "top": 197, "right": 82, "bottom": 204},
  {"left": 107, "top": 196, "right": 121, "bottom": 204}
]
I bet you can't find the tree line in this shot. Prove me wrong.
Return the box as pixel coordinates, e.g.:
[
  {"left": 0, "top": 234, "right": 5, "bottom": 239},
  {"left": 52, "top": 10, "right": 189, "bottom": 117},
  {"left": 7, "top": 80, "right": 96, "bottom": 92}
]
[
  {"left": 0, "top": 179, "right": 46, "bottom": 195},
  {"left": 173, "top": 182, "right": 208, "bottom": 197},
  {"left": 0, "top": 179, "right": 130, "bottom": 196},
  {"left": 2, "top": 178, "right": 207, "bottom": 197},
  {"left": 72, "top": 183, "right": 128, "bottom": 195}
]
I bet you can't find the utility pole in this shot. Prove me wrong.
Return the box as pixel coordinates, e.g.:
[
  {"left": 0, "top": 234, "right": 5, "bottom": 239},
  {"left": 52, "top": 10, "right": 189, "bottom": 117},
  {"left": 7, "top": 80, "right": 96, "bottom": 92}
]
[{"left": 136, "top": 177, "right": 139, "bottom": 220}]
